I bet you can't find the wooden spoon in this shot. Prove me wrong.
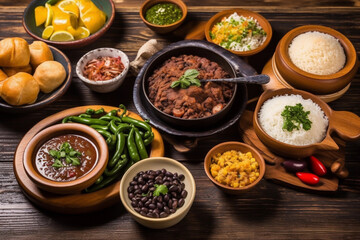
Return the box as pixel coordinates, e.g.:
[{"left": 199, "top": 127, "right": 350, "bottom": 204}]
[{"left": 200, "top": 74, "right": 270, "bottom": 85}]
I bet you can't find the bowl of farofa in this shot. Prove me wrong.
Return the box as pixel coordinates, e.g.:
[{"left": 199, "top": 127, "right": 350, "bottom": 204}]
[
  {"left": 204, "top": 142, "right": 265, "bottom": 194},
  {"left": 274, "top": 25, "right": 359, "bottom": 95},
  {"left": 205, "top": 9, "right": 272, "bottom": 57},
  {"left": 253, "top": 88, "right": 360, "bottom": 159}
]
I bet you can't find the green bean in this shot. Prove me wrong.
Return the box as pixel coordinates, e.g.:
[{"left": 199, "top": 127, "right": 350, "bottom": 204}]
[
  {"left": 118, "top": 104, "right": 127, "bottom": 118},
  {"left": 95, "top": 176, "right": 103, "bottom": 185},
  {"left": 94, "top": 108, "right": 105, "bottom": 115},
  {"left": 90, "top": 124, "right": 109, "bottom": 131},
  {"left": 78, "top": 113, "right": 92, "bottom": 118},
  {"left": 62, "top": 116, "right": 109, "bottom": 126},
  {"left": 122, "top": 116, "right": 152, "bottom": 138},
  {"left": 143, "top": 132, "right": 154, "bottom": 146},
  {"left": 85, "top": 108, "right": 95, "bottom": 115},
  {"left": 105, "top": 109, "right": 118, "bottom": 117},
  {"left": 127, "top": 127, "right": 140, "bottom": 162},
  {"left": 100, "top": 115, "right": 122, "bottom": 123},
  {"left": 108, "top": 132, "right": 125, "bottom": 168},
  {"left": 134, "top": 127, "right": 148, "bottom": 159},
  {"left": 104, "top": 154, "right": 128, "bottom": 177},
  {"left": 116, "top": 123, "right": 132, "bottom": 133},
  {"left": 95, "top": 129, "right": 115, "bottom": 148},
  {"left": 109, "top": 119, "right": 120, "bottom": 134}
]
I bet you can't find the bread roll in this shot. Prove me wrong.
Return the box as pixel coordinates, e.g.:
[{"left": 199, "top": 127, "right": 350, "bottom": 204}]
[
  {"left": 0, "top": 69, "right": 7, "bottom": 81},
  {"left": 0, "top": 72, "right": 39, "bottom": 105},
  {"left": 0, "top": 38, "right": 30, "bottom": 67},
  {"left": 2, "top": 64, "right": 32, "bottom": 77},
  {"left": 29, "top": 41, "right": 54, "bottom": 69},
  {"left": 33, "top": 61, "right": 66, "bottom": 93}
]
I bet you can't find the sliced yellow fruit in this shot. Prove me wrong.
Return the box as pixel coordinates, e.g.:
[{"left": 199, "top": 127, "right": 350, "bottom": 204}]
[
  {"left": 67, "top": 26, "right": 90, "bottom": 40},
  {"left": 42, "top": 25, "right": 54, "bottom": 40},
  {"left": 49, "top": 30, "right": 74, "bottom": 41},
  {"left": 81, "top": 10, "right": 106, "bottom": 34},
  {"left": 52, "top": 6, "right": 78, "bottom": 32},
  {"left": 34, "top": 6, "right": 47, "bottom": 27},
  {"left": 57, "top": 0, "right": 80, "bottom": 18},
  {"left": 44, "top": 3, "right": 53, "bottom": 27}
]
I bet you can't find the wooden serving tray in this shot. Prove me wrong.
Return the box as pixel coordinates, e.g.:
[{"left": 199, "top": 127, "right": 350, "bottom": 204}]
[
  {"left": 13, "top": 105, "right": 164, "bottom": 214},
  {"left": 239, "top": 110, "right": 341, "bottom": 191}
]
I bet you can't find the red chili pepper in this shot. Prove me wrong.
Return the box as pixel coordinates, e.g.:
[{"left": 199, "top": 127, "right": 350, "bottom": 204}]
[
  {"left": 309, "top": 156, "right": 327, "bottom": 176},
  {"left": 296, "top": 172, "right": 319, "bottom": 185}
]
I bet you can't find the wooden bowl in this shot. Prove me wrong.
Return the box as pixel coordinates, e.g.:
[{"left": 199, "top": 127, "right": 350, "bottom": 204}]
[
  {"left": 253, "top": 88, "right": 360, "bottom": 159},
  {"left": 274, "top": 25, "right": 359, "bottom": 95},
  {"left": 76, "top": 48, "right": 130, "bottom": 93},
  {"left": 204, "top": 142, "right": 265, "bottom": 195},
  {"left": 139, "top": 0, "right": 187, "bottom": 34},
  {"left": 0, "top": 45, "right": 72, "bottom": 113},
  {"left": 205, "top": 9, "right": 272, "bottom": 57},
  {"left": 119, "top": 157, "right": 196, "bottom": 229},
  {"left": 23, "top": 123, "right": 109, "bottom": 195},
  {"left": 22, "top": 0, "right": 115, "bottom": 49}
]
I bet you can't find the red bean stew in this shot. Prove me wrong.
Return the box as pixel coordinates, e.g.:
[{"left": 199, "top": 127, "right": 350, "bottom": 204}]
[
  {"left": 35, "top": 134, "right": 98, "bottom": 182},
  {"left": 147, "top": 55, "right": 235, "bottom": 119}
]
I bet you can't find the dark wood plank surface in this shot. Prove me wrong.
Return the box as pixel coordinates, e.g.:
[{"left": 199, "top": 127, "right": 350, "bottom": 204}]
[{"left": 1, "top": 1, "right": 360, "bottom": 239}]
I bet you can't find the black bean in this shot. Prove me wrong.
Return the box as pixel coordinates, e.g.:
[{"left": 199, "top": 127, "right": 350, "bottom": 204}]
[
  {"left": 148, "top": 174, "right": 155, "bottom": 179},
  {"left": 170, "top": 209, "right": 176, "bottom": 213},
  {"left": 166, "top": 177, "right": 173, "bottom": 182},
  {"left": 165, "top": 172, "right": 173, "bottom": 177},
  {"left": 172, "top": 180, "right": 180, "bottom": 186},
  {"left": 157, "top": 196, "right": 163, "bottom": 203},
  {"left": 138, "top": 201, "right": 143, "bottom": 208},
  {"left": 178, "top": 198, "right": 185, "bottom": 208},
  {"left": 149, "top": 187, "right": 155, "bottom": 192},
  {"left": 145, "top": 199, "right": 151, "bottom": 207},
  {"left": 134, "top": 207, "right": 141, "bottom": 213},
  {"left": 169, "top": 185, "right": 178, "bottom": 192},
  {"left": 181, "top": 183, "right": 185, "bottom": 191},
  {"left": 173, "top": 173, "right": 178, "bottom": 178},
  {"left": 140, "top": 211, "right": 147, "bottom": 216},
  {"left": 163, "top": 206, "right": 170, "bottom": 214},
  {"left": 164, "top": 181, "right": 170, "bottom": 188},
  {"left": 181, "top": 190, "right": 188, "bottom": 198},
  {"left": 172, "top": 200, "right": 178, "bottom": 209},
  {"left": 141, "top": 207, "right": 148, "bottom": 214},
  {"left": 154, "top": 212, "right": 160, "bottom": 218},
  {"left": 141, "top": 184, "right": 149, "bottom": 193},
  {"left": 157, "top": 202, "right": 163, "bottom": 210},
  {"left": 127, "top": 186, "right": 134, "bottom": 193},
  {"left": 153, "top": 196, "right": 158, "bottom": 203},
  {"left": 141, "top": 197, "right": 148, "bottom": 203},
  {"left": 128, "top": 193, "right": 134, "bottom": 199},
  {"left": 156, "top": 170, "right": 161, "bottom": 175},
  {"left": 134, "top": 189, "right": 142, "bottom": 195},
  {"left": 133, "top": 176, "right": 138, "bottom": 181},
  {"left": 138, "top": 177, "right": 145, "bottom": 185},
  {"left": 130, "top": 181, "right": 137, "bottom": 186},
  {"left": 146, "top": 213, "right": 153, "bottom": 218},
  {"left": 131, "top": 201, "right": 137, "bottom": 208},
  {"left": 168, "top": 199, "right": 173, "bottom": 208},
  {"left": 149, "top": 204, "right": 156, "bottom": 209},
  {"left": 155, "top": 176, "right": 162, "bottom": 181},
  {"left": 139, "top": 171, "right": 144, "bottom": 175},
  {"left": 150, "top": 170, "right": 156, "bottom": 176},
  {"left": 171, "top": 192, "right": 177, "bottom": 198},
  {"left": 161, "top": 168, "right": 166, "bottom": 174},
  {"left": 133, "top": 185, "right": 139, "bottom": 190},
  {"left": 149, "top": 182, "right": 154, "bottom": 187},
  {"left": 155, "top": 179, "right": 163, "bottom": 184},
  {"left": 143, "top": 174, "right": 149, "bottom": 180},
  {"left": 153, "top": 208, "right": 160, "bottom": 214},
  {"left": 179, "top": 174, "right": 185, "bottom": 181},
  {"left": 160, "top": 212, "right": 168, "bottom": 218},
  {"left": 177, "top": 187, "right": 182, "bottom": 193},
  {"left": 164, "top": 194, "right": 170, "bottom": 202}
]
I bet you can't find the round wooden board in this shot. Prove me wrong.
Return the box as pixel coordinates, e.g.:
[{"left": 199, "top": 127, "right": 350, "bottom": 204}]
[{"left": 13, "top": 105, "right": 164, "bottom": 214}]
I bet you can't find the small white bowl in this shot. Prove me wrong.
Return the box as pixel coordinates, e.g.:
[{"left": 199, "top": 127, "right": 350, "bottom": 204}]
[
  {"left": 119, "top": 157, "right": 196, "bottom": 229},
  {"left": 76, "top": 48, "right": 130, "bottom": 93}
]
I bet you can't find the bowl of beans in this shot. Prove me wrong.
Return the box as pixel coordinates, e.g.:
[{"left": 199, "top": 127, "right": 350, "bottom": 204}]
[
  {"left": 119, "top": 157, "right": 196, "bottom": 229},
  {"left": 204, "top": 141, "right": 265, "bottom": 194},
  {"left": 76, "top": 48, "right": 130, "bottom": 93}
]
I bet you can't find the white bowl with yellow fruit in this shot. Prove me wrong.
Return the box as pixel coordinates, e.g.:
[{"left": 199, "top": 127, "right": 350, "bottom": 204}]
[{"left": 22, "top": 0, "right": 115, "bottom": 49}]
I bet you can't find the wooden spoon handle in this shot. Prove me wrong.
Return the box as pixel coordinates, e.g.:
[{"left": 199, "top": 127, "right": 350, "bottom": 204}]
[{"left": 331, "top": 111, "right": 360, "bottom": 141}]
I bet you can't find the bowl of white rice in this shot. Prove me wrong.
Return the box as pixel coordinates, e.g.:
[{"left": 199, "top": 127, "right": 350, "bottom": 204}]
[
  {"left": 274, "top": 25, "right": 359, "bottom": 95},
  {"left": 253, "top": 88, "right": 360, "bottom": 158},
  {"left": 205, "top": 9, "right": 272, "bottom": 56}
]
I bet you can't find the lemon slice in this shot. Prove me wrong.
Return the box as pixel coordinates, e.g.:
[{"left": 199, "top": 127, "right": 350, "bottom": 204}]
[
  {"left": 74, "top": 26, "right": 90, "bottom": 39},
  {"left": 34, "top": 6, "right": 47, "bottom": 26},
  {"left": 44, "top": 3, "right": 53, "bottom": 27},
  {"left": 50, "top": 30, "right": 74, "bottom": 41},
  {"left": 42, "top": 25, "right": 54, "bottom": 39},
  {"left": 58, "top": 0, "right": 80, "bottom": 18}
]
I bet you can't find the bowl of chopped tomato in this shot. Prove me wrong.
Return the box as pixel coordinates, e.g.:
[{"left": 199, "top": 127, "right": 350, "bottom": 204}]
[{"left": 76, "top": 48, "right": 129, "bottom": 93}]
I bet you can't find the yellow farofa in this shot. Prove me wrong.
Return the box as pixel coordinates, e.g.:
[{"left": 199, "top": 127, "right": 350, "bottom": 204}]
[{"left": 210, "top": 150, "right": 259, "bottom": 188}]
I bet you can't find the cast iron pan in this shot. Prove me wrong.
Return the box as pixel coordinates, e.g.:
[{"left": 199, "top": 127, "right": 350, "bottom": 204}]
[{"left": 133, "top": 40, "right": 257, "bottom": 137}]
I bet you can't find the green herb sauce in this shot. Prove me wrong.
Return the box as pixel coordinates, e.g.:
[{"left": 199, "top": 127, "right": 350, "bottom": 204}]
[{"left": 145, "top": 3, "right": 182, "bottom": 25}]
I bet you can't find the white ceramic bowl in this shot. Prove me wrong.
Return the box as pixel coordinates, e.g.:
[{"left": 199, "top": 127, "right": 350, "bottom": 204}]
[
  {"left": 119, "top": 157, "right": 196, "bottom": 229},
  {"left": 76, "top": 48, "right": 129, "bottom": 93}
]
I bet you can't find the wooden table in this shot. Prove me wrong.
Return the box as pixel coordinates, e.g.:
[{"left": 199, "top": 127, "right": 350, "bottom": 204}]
[{"left": 1, "top": 1, "right": 360, "bottom": 239}]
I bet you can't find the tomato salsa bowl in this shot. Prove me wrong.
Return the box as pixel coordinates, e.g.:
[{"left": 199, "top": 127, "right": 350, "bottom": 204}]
[{"left": 23, "top": 123, "right": 109, "bottom": 195}]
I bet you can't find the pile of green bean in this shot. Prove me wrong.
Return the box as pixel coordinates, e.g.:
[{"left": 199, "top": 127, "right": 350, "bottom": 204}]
[{"left": 61, "top": 104, "right": 154, "bottom": 192}]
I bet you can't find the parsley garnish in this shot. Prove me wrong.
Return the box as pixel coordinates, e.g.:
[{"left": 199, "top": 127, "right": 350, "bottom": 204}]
[
  {"left": 49, "top": 142, "right": 82, "bottom": 168},
  {"left": 153, "top": 184, "right": 168, "bottom": 196},
  {"left": 171, "top": 69, "right": 201, "bottom": 89},
  {"left": 281, "top": 103, "right": 312, "bottom": 132}
]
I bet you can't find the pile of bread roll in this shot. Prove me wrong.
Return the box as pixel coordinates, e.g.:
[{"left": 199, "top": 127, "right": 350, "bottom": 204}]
[{"left": 0, "top": 37, "right": 66, "bottom": 106}]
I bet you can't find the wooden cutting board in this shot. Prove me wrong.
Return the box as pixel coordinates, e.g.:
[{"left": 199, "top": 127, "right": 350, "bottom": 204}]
[{"left": 239, "top": 110, "right": 343, "bottom": 191}]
